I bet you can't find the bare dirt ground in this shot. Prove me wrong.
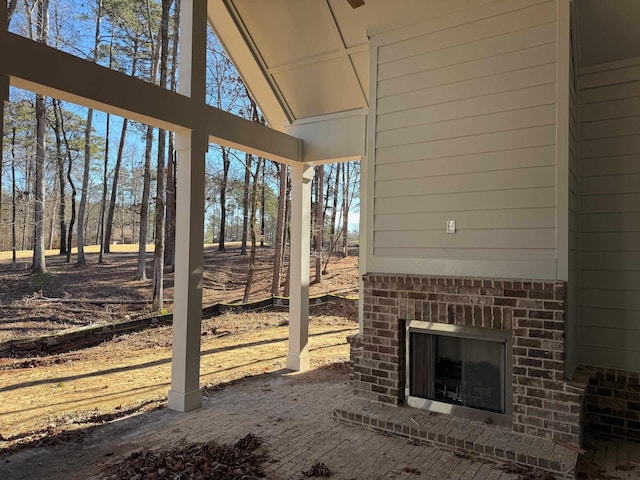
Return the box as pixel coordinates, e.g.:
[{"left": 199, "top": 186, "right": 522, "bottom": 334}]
[
  {"left": 0, "top": 243, "right": 359, "bottom": 342},
  {"left": 0, "top": 244, "right": 359, "bottom": 451}
]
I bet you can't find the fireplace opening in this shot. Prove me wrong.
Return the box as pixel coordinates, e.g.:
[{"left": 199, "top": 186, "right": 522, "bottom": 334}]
[{"left": 406, "top": 322, "right": 512, "bottom": 426}]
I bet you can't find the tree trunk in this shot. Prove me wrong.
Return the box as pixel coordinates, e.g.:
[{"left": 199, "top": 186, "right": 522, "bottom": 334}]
[
  {"left": 283, "top": 176, "right": 291, "bottom": 297},
  {"left": 57, "top": 103, "right": 77, "bottom": 263},
  {"left": 164, "top": 134, "right": 176, "bottom": 266},
  {"left": 77, "top": 0, "right": 103, "bottom": 265},
  {"left": 105, "top": 38, "right": 138, "bottom": 254},
  {"left": 52, "top": 100, "right": 67, "bottom": 255},
  {"left": 240, "top": 152, "right": 251, "bottom": 255},
  {"left": 314, "top": 165, "right": 324, "bottom": 283},
  {"left": 76, "top": 107, "right": 93, "bottom": 266},
  {"left": 342, "top": 162, "right": 349, "bottom": 257},
  {"left": 330, "top": 163, "right": 339, "bottom": 254},
  {"left": 260, "top": 160, "right": 265, "bottom": 247},
  {"left": 11, "top": 127, "right": 17, "bottom": 267},
  {"left": 104, "top": 117, "right": 128, "bottom": 252},
  {"left": 271, "top": 163, "right": 287, "bottom": 296},
  {"left": 164, "top": 0, "right": 180, "bottom": 267},
  {"left": 136, "top": 125, "right": 153, "bottom": 280},
  {"left": 243, "top": 158, "right": 262, "bottom": 303},
  {"left": 32, "top": 0, "right": 49, "bottom": 274},
  {"left": 98, "top": 112, "right": 110, "bottom": 264},
  {"left": 218, "top": 147, "right": 230, "bottom": 251},
  {"left": 151, "top": 0, "right": 172, "bottom": 312}
]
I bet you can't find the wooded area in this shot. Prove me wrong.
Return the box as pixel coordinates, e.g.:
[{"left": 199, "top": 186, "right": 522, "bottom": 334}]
[{"left": 0, "top": 0, "right": 360, "bottom": 309}]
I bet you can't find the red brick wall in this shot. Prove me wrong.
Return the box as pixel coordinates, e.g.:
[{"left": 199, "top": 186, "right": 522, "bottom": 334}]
[
  {"left": 350, "top": 273, "right": 586, "bottom": 445},
  {"left": 584, "top": 367, "right": 640, "bottom": 441}
]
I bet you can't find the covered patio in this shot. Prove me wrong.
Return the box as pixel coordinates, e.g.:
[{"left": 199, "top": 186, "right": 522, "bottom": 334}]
[
  {"left": 3, "top": 365, "right": 638, "bottom": 479},
  {"left": 2, "top": 0, "right": 640, "bottom": 478}
]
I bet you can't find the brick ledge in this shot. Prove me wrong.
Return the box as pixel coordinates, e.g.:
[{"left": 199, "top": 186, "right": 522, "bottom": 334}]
[{"left": 334, "top": 397, "right": 579, "bottom": 479}]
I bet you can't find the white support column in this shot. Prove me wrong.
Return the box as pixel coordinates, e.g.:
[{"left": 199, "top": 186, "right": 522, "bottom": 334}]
[
  {"left": 168, "top": 130, "right": 208, "bottom": 412},
  {"left": 168, "top": 0, "right": 208, "bottom": 413},
  {"left": 287, "top": 162, "right": 314, "bottom": 371}
]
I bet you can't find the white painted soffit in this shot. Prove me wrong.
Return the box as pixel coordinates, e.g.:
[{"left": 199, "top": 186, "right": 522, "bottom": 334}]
[{"left": 207, "top": 0, "right": 474, "bottom": 130}]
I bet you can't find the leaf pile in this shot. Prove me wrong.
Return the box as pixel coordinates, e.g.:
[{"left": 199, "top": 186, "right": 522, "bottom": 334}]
[{"left": 105, "top": 434, "right": 269, "bottom": 480}]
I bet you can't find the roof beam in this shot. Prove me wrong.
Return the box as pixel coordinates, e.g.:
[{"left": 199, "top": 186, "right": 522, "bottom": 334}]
[{"left": 0, "top": 31, "right": 300, "bottom": 163}]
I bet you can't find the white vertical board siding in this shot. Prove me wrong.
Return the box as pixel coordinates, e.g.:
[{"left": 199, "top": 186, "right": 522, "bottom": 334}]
[
  {"left": 368, "top": 0, "right": 560, "bottom": 279},
  {"left": 578, "top": 58, "right": 640, "bottom": 372}
]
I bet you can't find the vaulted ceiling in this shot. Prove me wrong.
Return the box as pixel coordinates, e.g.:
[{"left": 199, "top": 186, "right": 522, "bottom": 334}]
[
  {"left": 208, "top": 0, "right": 469, "bottom": 129},
  {"left": 209, "top": 0, "right": 640, "bottom": 131}
]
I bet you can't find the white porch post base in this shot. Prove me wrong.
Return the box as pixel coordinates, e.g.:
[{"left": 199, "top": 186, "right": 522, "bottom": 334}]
[
  {"left": 168, "top": 388, "right": 203, "bottom": 413},
  {"left": 286, "top": 353, "right": 311, "bottom": 372},
  {"left": 287, "top": 163, "right": 313, "bottom": 372}
]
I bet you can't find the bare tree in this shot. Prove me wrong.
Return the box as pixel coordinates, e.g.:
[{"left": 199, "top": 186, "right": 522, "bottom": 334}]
[
  {"left": 164, "top": 0, "right": 180, "bottom": 267},
  {"left": 243, "top": 156, "right": 262, "bottom": 302},
  {"left": 270, "top": 163, "right": 287, "bottom": 296},
  {"left": 240, "top": 151, "right": 251, "bottom": 255},
  {"left": 152, "top": 0, "right": 173, "bottom": 311},
  {"left": 314, "top": 165, "right": 324, "bottom": 283},
  {"left": 51, "top": 99, "right": 67, "bottom": 255},
  {"left": 32, "top": 0, "right": 49, "bottom": 274},
  {"left": 217, "top": 146, "right": 230, "bottom": 251},
  {"left": 77, "top": 0, "right": 103, "bottom": 265}
]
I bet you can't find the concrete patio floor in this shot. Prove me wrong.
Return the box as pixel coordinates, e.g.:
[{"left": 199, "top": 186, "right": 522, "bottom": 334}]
[{"left": 1, "top": 366, "right": 639, "bottom": 479}]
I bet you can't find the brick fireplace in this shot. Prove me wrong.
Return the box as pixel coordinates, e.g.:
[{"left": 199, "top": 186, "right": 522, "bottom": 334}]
[{"left": 349, "top": 274, "right": 587, "bottom": 446}]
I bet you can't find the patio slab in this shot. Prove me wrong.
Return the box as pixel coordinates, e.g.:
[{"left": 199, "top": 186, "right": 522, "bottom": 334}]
[{"left": 1, "top": 366, "right": 638, "bottom": 479}]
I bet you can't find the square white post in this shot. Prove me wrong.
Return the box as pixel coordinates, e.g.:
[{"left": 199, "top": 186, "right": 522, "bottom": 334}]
[
  {"left": 168, "top": 130, "right": 207, "bottom": 412},
  {"left": 287, "top": 162, "right": 313, "bottom": 371},
  {"left": 168, "top": 0, "right": 207, "bottom": 412}
]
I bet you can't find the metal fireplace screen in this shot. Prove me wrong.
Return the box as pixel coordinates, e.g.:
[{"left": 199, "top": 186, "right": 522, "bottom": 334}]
[{"left": 409, "top": 331, "right": 506, "bottom": 414}]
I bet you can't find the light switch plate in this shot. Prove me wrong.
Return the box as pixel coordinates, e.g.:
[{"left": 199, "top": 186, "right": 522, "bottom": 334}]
[{"left": 446, "top": 220, "right": 456, "bottom": 234}]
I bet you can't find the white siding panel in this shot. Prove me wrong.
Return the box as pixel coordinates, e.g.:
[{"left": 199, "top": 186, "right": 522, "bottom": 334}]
[
  {"left": 375, "top": 166, "right": 555, "bottom": 198},
  {"left": 580, "top": 173, "right": 640, "bottom": 195},
  {"left": 581, "top": 155, "right": 640, "bottom": 177},
  {"left": 378, "top": 23, "right": 556, "bottom": 82},
  {"left": 580, "top": 251, "right": 640, "bottom": 271},
  {"left": 378, "top": 44, "right": 556, "bottom": 98},
  {"left": 578, "top": 60, "right": 640, "bottom": 370},
  {"left": 579, "top": 308, "right": 640, "bottom": 330},
  {"left": 581, "top": 80, "right": 640, "bottom": 104},
  {"left": 377, "top": 84, "right": 556, "bottom": 132},
  {"left": 375, "top": 146, "right": 556, "bottom": 181},
  {"left": 580, "top": 116, "right": 640, "bottom": 140},
  {"left": 580, "top": 271, "right": 640, "bottom": 291},
  {"left": 376, "top": 126, "right": 556, "bottom": 164},
  {"left": 376, "top": 106, "right": 555, "bottom": 149},
  {"left": 580, "top": 97, "right": 640, "bottom": 123},
  {"left": 580, "top": 64, "right": 640, "bottom": 90},
  {"left": 378, "top": 1, "right": 555, "bottom": 64},
  {"left": 581, "top": 212, "right": 640, "bottom": 232},
  {"left": 377, "top": 64, "right": 556, "bottom": 115},
  {"left": 580, "top": 193, "right": 640, "bottom": 214},
  {"left": 374, "top": 228, "right": 555, "bottom": 250},
  {"left": 374, "top": 208, "right": 555, "bottom": 232},
  {"left": 367, "top": 0, "right": 558, "bottom": 280},
  {"left": 374, "top": 247, "right": 556, "bottom": 260},
  {"left": 374, "top": 187, "right": 556, "bottom": 215},
  {"left": 581, "top": 137, "right": 640, "bottom": 159},
  {"left": 580, "top": 232, "right": 640, "bottom": 252}
]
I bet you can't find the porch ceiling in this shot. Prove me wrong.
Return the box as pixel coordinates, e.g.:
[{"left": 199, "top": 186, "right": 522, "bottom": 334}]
[{"left": 208, "top": 0, "right": 469, "bottom": 129}]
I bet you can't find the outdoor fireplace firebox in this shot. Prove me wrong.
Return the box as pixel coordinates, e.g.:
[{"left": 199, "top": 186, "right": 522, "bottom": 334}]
[{"left": 406, "top": 322, "right": 512, "bottom": 426}]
